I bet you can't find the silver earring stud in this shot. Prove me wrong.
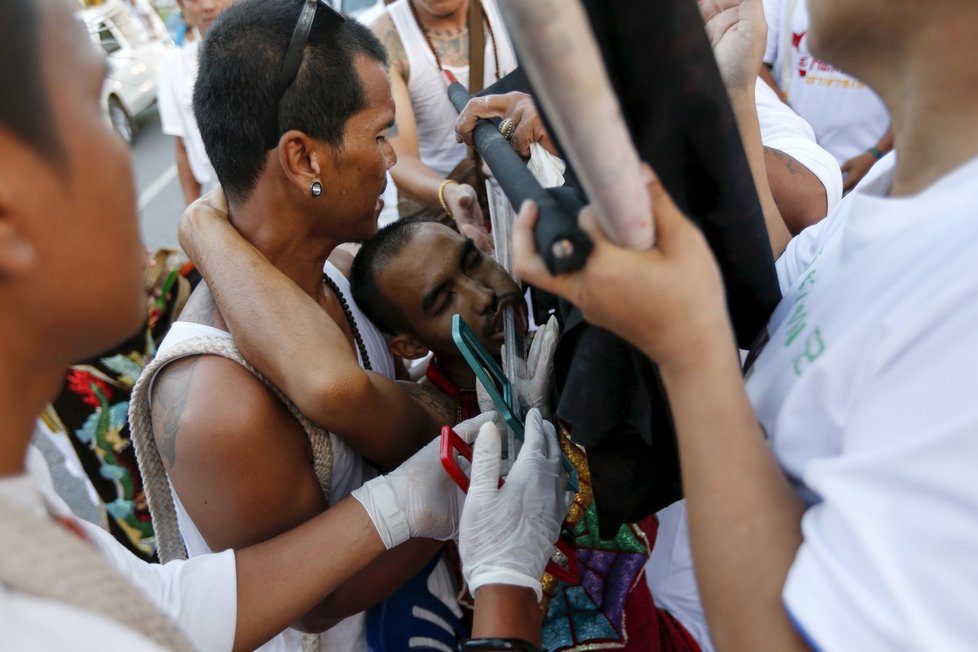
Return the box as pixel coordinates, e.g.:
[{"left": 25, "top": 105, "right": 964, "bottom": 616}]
[{"left": 310, "top": 180, "right": 323, "bottom": 197}]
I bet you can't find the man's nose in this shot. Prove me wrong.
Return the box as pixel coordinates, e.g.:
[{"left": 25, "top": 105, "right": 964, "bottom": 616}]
[
  {"left": 467, "top": 279, "right": 496, "bottom": 315},
  {"left": 384, "top": 140, "right": 397, "bottom": 170}
]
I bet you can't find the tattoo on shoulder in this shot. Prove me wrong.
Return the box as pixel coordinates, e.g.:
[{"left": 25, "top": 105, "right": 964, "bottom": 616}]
[
  {"left": 151, "top": 357, "right": 201, "bottom": 469},
  {"left": 377, "top": 15, "right": 409, "bottom": 78}
]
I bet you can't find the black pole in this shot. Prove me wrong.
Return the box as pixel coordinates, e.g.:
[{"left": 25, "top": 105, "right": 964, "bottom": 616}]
[{"left": 447, "top": 82, "right": 591, "bottom": 275}]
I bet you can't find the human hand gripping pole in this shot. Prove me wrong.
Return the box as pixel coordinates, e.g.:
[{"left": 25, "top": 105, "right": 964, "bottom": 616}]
[
  {"left": 458, "top": 411, "right": 571, "bottom": 601},
  {"left": 351, "top": 412, "right": 497, "bottom": 549}
]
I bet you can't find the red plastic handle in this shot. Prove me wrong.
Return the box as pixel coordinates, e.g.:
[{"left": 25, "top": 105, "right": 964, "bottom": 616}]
[
  {"left": 440, "top": 425, "right": 473, "bottom": 493},
  {"left": 439, "top": 426, "right": 581, "bottom": 586}
]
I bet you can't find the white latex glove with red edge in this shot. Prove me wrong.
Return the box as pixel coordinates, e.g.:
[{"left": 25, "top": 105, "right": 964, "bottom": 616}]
[
  {"left": 477, "top": 315, "right": 559, "bottom": 419},
  {"left": 352, "top": 411, "right": 497, "bottom": 549},
  {"left": 459, "top": 409, "right": 569, "bottom": 601}
]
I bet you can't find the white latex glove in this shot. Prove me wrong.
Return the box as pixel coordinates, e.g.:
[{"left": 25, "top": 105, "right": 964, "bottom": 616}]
[
  {"left": 352, "top": 411, "right": 497, "bottom": 549},
  {"left": 477, "top": 315, "right": 559, "bottom": 419},
  {"left": 459, "top": 408, "right": 569, "bottom": 601}
]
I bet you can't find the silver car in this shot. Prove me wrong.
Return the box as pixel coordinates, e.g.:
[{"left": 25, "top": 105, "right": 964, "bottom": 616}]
[{"left": 82, "top": 0, "right": 173, "bottom": 144}]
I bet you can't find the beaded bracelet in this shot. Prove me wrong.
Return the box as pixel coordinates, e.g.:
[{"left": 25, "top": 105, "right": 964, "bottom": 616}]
[
  {"left": 868, "top": 146, "right": 885, "bottom": 160},
  {"left": 460, "top": 637, "right": 541, "bottom": 652},
  {"left": 438, "top": 179, "right": 459, "bottom": 215}
]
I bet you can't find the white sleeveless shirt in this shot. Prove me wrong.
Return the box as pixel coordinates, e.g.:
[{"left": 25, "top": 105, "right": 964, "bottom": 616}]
[
  {"left": 387, "top": 0, "right": 517, "bottom": 177},
  {"left": 149, "top": 261, "right": 396, "bottom": 652}
]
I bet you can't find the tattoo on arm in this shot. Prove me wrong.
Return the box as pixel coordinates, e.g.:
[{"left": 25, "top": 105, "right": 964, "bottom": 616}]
[
  {"left": 388, "top": 122, "right": 400, "bottom": 138},
  {"left": 765, "top": 146, "right": 808, "bottom": 177},
  {"left": 399, "top": 381, "right": 455, "bottom": 426},
  {"left": 377, "top": 15, "right": 409, "bottom": 78},
  {"left": 151, "top": 357, "right": 201, "bottom": 469}
]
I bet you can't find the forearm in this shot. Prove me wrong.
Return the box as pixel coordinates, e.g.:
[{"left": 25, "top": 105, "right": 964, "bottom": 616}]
[
  {"left": 183, "top": 218, "right": 435, "bottom": 466},
  {"left": 295, "top": 538, "right": 444, "bottom": 633},
  {"left": 654, "top": 333, "right": 808, "bottom": 652},
  {"left": 233, "top": 498, "right": 386, "bottom": 652},
  {"left": 764, "top": 147, "right": 828, "bottom": 234},
  {"left": 728, "top": 88, "right": 791, "bottom": 257},
  {"left": 184, "top": 217, "right": 360, "bottom": 393},
  {"left": 758, "top": 64, "right": 787, "bottom": 104},
  {"left": 390, "top": 153, "right": 448, "bottom": 208},
  {"left": 175, "top": 138, "right": 201, "bottom": 205},
  {"left": 471, "top": 585, "right": 542, "bottom": 646}
]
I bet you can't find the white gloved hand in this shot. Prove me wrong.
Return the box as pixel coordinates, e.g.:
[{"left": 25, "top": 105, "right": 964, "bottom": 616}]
[
  {"left": 477, "top": 315, "right": 559, "bottom": 418},
  {"left": 459, "top": 408, "right": 569, "bottom": 601},
  {"left": 352, "top": 411, "right": 497, "bottom": 550}
]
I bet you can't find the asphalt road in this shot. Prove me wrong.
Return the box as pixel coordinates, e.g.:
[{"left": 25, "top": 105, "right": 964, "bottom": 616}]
[{"left": 130, "top": 105, "right": 185, "bottom": 252}]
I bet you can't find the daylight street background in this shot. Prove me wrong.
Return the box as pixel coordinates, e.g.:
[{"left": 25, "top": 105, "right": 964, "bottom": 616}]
[{"left": 131, "top": 106, "right": 185, "bottom": 252}]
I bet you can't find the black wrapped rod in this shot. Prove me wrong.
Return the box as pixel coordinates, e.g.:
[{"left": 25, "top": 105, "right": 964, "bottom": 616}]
[{"left": 447, "top": 82, "right": 592, "bottom": 275}]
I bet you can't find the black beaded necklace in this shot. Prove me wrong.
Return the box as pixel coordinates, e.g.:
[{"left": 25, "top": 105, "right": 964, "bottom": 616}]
[
  {"left": 323, "top": 274, "right": 372, "bottom": 372},
  {"left": 408, "top": 0, "right": 501, "bottom": 83}
]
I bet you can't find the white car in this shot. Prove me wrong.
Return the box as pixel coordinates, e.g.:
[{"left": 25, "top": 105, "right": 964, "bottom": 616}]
[{"left": 82, "top": 0, "right": 173, "bottom": 144}]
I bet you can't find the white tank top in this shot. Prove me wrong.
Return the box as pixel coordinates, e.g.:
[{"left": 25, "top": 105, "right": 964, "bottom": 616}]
[
  {"left": 149, "top": 261, "right": 395, "bottom": 652},
  {"left": 387, "top": 0, "right": 517, "bottom": 176}
]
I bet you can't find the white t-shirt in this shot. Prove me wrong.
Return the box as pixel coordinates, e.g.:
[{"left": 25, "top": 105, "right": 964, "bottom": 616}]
[
  {"left": 762, "top": 0, "right": 889, "bottom": 165},
  {"left": 652, "top": 153, "right": 978, "bottom": 651},
  {"left": 756, "top": 153, "right": 978, "bottom": 650},
  {"left": 647, "top": 84, "right": 842, "bottom": 652},
  {"left": 754, "top": 77, "right": 843, "bottom": 212},
  {"left": 158, "top": 40, "right": 217, "bottom": 190},
  {"left": 0, "top": 449, "right": 237, "bottom": 652}
]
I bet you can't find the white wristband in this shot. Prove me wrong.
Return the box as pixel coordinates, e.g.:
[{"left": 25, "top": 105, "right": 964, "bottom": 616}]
[{"left": 351, "top": 476, "right": 410, "bottom": 550}]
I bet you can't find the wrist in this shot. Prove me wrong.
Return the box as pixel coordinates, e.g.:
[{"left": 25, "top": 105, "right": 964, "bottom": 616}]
[
  {"left": 350, "top": 476, "right": 410, "bottom": 550},
  {"left": 868, "top": 146, "right": 885, "bottom": 160},
  {"left": 439, "top": 179, "right": 459, "bottom": 214},
  {"left": 468, "top": 568, "right": 543, "bottom": 602},
  {"left": 656, "top": 326, "right": 740, "bottom": 386}
]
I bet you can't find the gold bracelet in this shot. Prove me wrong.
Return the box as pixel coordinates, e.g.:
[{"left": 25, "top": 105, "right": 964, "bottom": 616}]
[{"left": 438, "top": 179, "right": 458, "bottom": 215}]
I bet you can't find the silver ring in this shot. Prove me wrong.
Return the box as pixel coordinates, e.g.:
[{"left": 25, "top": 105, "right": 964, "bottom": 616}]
[{"left": 499, "top": 117, "right": 516, "bottom": 141}]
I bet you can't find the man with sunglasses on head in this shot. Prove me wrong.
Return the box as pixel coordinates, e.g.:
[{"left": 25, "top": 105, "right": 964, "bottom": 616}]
[
  {"left": 130, "top": 1, "right": 476, "bottom": 649},
  {"left": 0, "top": 1, "right": 567, "bottom": 651}
]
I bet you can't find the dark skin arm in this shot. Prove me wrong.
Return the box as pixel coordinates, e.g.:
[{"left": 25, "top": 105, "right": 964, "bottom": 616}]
[
  {"left": 151, "top": 353, "right": 440, "bottom": 638},
  {"left": 764, "top": 146, "right": 828, "bottom": 234},
  {"left": 471, "top": 585, "right": 543, "bottom": 647},
  {"left": 175, "top": 137, "right": 201, "bottom": 206}
]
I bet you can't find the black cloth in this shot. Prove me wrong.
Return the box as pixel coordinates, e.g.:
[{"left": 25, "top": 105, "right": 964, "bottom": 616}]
[{"left": 475, "top": 0, "right": 780, "bottom": 536}]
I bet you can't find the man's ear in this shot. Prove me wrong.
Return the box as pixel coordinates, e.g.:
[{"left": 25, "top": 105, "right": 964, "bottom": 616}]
[
  {"left": 277, "top": 130, "right": 334, "bottom": 197},
  {"left": 388, "top": 333, "right": 430, "bottom": 361},
  {"left": 0, "top": 182, "right": 36, "bottom": 280}
]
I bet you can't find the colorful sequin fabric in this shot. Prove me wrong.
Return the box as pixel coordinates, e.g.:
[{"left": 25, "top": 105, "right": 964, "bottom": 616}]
[
  {"left": 541, "top": 427, "right": 659, "bottom": 651},
  {"left": 41, "top": 250, "right": 192, "bottom": 562}
]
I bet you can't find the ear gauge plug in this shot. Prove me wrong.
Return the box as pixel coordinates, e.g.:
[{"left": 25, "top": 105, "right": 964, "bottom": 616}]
[{"left": 310, "top": 180, "right": 323, "bottom": 197}]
